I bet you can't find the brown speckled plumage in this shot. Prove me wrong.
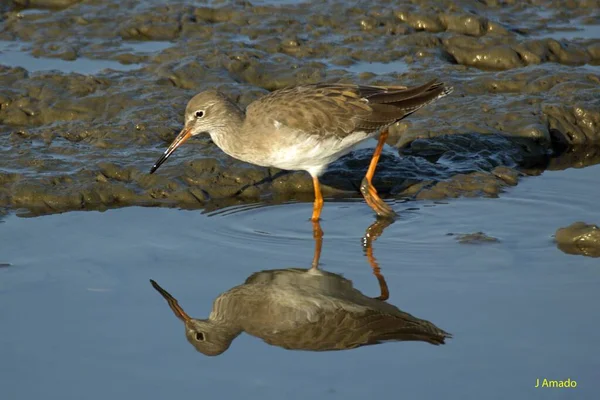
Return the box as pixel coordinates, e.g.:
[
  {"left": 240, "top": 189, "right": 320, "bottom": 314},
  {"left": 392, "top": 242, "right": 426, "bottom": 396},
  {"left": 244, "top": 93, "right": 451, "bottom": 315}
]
[
  {"left": 150, "top": 78, "right": 453, "bottom": 220},
  {"left": 245, "top": 79, "right": 451, "bottom": 138},
  {"left": 150, "top": 268, "right": 451, "bottom": 356}
]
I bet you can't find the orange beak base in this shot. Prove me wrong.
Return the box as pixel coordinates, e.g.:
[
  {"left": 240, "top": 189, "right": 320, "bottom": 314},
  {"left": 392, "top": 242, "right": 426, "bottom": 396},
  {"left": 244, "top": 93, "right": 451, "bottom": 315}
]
[
  {"left": 149, "top": 128, "right": 192, "bottom": 174},
  {"left": 150, "top": 279, "right": 191, "bottom": 322}
]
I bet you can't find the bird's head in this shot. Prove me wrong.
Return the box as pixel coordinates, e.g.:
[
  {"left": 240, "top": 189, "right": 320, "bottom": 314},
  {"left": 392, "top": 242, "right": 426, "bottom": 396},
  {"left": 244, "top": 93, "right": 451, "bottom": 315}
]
[
  {"left": 149, "top": 90, "right": 236, "bottom": 174},
  {"left": 149, "top": 279, "right": 236, "bottom": 356}
]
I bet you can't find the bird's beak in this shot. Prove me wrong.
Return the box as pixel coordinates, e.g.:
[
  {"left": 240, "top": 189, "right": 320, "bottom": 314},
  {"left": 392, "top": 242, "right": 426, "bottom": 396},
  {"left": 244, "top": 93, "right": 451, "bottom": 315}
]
[
  {"left": 149, "top": 127, "right": 192, "bottom": 174},
  {"left": 150, "top": 279, "right": 191, "bottom": 322}
]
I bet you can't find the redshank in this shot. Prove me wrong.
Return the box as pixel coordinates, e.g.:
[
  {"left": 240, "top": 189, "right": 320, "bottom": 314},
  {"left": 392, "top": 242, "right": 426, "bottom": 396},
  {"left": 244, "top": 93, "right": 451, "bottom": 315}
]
[
  {"left": 149, "top": 220, "right": 451, "bottom": 355},
  {"left": 150, "top": 79, "right": 453, "bottom": 220}
]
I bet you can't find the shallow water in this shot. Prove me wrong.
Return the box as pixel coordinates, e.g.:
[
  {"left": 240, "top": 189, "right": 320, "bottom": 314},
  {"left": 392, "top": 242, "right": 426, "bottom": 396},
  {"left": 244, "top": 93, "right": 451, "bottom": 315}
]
[
  {"left": 346, "top": 60, "right": 410, "bottom": 75},
  {"left": 536, "top": 23, "right": 600, "bottom": 41},
  {"left": 0, "top": 40, "right": 145, "bottom": 74},
  {"left": 2, "top": 163, "right": 599, "bottom": 399},
  {"left": 1, "top": 0, "right": 599, "bottom": 214}
]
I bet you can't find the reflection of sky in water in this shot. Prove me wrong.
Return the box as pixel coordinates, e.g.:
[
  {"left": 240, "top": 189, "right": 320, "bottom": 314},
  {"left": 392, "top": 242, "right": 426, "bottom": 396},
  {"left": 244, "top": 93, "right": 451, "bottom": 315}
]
[
  {"left": 535, "top": 23, "right": 600, "bottom": 40},
  {"left": 535, "top": 9, "right": 555, "bottom": 20},
  {"left": 346, "top": 60, "right": 410, "bottom": 75},
  {"left": 320, "top": 59, "right": 410, "bottom": 75},
  {"left": 0, "top": 40, "right": 142, "bottom": 74},
  {"left": 0, "top": 40, "right": 172, "bottom": 74},
  {"left": 15, "top": 9, "right": 51, "bottom": 17},
  {"left": 230, "top": 34, "right": 256, "bottom": 45},
  {"left": 120, "top": 41, "right": 172, "bottom": 54},
  {"left": 224, "top": 0, "right": 304, "bottom": 3},
  {"left": 582, "top": 64, "right": 600, "bottom": 73},
  {"left": 1, "top": 164, "right": 600, "bottom": 399}
]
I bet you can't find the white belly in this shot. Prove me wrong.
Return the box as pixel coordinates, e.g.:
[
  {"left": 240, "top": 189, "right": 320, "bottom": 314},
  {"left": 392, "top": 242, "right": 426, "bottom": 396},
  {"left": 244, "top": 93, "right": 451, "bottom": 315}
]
[{"left": 265, "top": 130, "right": 374, "bottom": 177}]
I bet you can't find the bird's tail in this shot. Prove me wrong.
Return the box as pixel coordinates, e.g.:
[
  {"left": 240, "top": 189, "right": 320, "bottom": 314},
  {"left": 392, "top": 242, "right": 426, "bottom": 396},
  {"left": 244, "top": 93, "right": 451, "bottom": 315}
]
[
  {"left": 374, "top": 318, "right": 453, "bottom": 346},
  {"left": 370, "top": 79, "right": 453, "bottom": 116}
]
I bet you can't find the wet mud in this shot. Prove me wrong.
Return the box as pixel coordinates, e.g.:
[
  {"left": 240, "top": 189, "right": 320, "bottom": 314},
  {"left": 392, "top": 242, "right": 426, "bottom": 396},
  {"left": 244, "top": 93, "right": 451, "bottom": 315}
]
[
  {"left": 447, "top": 231, "right": 500, "bottom": 244},
  {"left": 0, "top": 0, "right": 599, "bottom": 215}
]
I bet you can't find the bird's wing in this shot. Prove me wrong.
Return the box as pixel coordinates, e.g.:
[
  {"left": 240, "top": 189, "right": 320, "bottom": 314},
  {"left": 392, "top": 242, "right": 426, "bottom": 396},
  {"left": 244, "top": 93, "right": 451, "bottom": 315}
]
[
  {"left": 259, "top": 307, "right": 451, "bottom": 351},
  {"left": 244, "top": 268, "right": 356, "bottom": 292},
  {"left": 245, "top": 80, "right": 451, "bottom": 139}
]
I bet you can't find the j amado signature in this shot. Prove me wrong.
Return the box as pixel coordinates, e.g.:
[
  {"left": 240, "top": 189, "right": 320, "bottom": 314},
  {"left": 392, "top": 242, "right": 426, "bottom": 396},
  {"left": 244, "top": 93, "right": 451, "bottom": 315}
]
[{"left": 535, "top": 378, "right": 577, "bottom": 388}]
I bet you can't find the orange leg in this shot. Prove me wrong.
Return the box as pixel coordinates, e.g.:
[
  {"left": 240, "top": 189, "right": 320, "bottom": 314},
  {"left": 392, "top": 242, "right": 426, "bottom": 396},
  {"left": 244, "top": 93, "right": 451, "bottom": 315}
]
[
  {"left": 360, "top": 129, "right": 396, "bottom": 219},
  {"left": 311, "top": 176, "right": 324, "bottom": 222},
  {"left": 310, "top": 220, "right": 323, "bottom": 270},
  {"left": 366, "top": 246, "right": 389, "bottom": 301},
  {"left": 363, "top": 219, "right": 394, "bottom": 301}
]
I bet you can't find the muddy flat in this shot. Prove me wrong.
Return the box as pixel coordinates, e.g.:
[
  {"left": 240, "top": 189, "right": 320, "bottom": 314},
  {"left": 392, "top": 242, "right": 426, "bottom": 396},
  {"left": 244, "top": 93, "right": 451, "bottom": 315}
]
[{"left": 1, "top": 0, "right": 599, "bottom": 398}]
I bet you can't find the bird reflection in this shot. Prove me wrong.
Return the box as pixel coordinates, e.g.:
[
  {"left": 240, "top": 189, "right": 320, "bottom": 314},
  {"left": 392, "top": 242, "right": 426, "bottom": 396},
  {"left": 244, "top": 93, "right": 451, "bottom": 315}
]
[{"left": 150, "top": 220, "right": 451, "bottom": 356}]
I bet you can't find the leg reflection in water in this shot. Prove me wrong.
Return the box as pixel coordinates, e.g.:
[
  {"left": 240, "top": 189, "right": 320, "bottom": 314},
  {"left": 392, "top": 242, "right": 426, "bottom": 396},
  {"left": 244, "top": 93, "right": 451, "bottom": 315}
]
[
  {"left": 309, "top": 218, "right": 392, "bottom": 300},
  {"left": 149, "top": 218, "right": 451, "bottom": 356}
]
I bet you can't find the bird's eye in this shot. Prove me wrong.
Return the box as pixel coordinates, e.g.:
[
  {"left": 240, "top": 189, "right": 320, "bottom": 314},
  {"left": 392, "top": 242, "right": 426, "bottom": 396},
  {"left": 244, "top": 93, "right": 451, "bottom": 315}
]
[
  {"left": 195, "top": 110, "right": 205, "bottom": 118},
  {"left": 195, "top": 332, "right": 205, "bottom": 341}
]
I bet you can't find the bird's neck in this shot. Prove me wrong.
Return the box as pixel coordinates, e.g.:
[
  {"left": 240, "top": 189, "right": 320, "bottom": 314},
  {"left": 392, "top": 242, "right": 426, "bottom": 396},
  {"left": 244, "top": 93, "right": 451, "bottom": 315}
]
[
  {"left": 208, "top": 285, "right": 266, "bottom": 328},
  {"left": 208, "top": 105, "right": 246, "bottom": 156},
  {"left": 209, "top": 320, "right": 243, "bottom": 342}
]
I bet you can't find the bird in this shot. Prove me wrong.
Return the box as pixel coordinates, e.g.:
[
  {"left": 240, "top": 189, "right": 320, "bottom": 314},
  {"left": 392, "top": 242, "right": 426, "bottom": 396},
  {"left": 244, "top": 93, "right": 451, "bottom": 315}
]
[
  {"left": 149, "top": 220, "right": 451, "bottom": 356},
  {"left": 149, "top": 269, "right": 450, "bottom": 356},
  {"left": 149, "top": 79, "right": 453, "bottom": 221}
]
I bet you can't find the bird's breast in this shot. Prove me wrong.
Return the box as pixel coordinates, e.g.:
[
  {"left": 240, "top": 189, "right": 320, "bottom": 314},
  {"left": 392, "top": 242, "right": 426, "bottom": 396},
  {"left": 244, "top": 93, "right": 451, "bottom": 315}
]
[{"left": 261, "top": 129, "right": 373, "bottom": 175}]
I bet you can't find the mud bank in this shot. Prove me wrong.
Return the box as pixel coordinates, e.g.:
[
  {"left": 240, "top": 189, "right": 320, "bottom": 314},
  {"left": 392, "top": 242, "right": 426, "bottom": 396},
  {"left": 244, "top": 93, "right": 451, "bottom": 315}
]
[{"left": 0, "top": 0, "right": 599, "bottom": 215}]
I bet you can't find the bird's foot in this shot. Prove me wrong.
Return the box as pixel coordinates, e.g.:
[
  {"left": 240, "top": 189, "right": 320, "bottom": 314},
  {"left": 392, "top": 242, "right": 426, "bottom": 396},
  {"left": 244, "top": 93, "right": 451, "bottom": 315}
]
[{"left": 360, "top": 177, "right": 396, "bottom": 219}]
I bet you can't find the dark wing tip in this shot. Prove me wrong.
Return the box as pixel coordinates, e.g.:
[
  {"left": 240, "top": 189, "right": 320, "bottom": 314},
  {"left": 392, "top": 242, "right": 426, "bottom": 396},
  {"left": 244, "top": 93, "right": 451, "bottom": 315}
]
[
  {"left": 440, "top": 85, "right": 454, "bottom": 97},
  {"left": 435, "top": 329, "right": 453, "bottom": 345}
]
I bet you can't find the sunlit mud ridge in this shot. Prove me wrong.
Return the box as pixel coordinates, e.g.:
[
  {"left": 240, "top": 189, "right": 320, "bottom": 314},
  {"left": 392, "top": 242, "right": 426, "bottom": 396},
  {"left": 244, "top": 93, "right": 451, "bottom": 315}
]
[
  {"left": 555, "top": 222, "right": 600, "bottom": 258},
  {"left": 0, "top": 0, "right": 598, "bottom": 215}
]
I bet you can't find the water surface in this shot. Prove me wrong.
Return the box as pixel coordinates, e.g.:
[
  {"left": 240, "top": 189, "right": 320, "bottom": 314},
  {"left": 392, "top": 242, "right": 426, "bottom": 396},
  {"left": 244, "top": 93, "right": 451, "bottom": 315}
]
[
  {"left": 0, "top": 40, "right": 143, "bottom": 74},
  {"left": 1, "top": 164, "right": 599, "bottom": 399}
]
